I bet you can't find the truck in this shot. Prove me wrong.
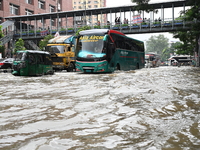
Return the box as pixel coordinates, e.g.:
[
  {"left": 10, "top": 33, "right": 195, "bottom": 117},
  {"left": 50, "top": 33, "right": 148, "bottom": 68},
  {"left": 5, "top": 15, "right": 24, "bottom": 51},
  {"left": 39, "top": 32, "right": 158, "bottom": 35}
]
[{"left": 46, "top": 35, "right": 76, "bottom": 72}]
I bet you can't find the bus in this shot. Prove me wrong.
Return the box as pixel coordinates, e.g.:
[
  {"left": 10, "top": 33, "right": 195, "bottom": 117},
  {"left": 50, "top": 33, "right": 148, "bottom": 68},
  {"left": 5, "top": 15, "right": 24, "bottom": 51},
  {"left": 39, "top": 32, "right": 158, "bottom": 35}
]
[
  {"left": 12, "top": 50, "right": 54, "bottom": 76},
  {"left": 46, "top": 35, "right": 76, "bottom": 72},
  {"left": 75, "top": 29, "right": 145, "bottom": 73},
  {"left": 145, "top": 53, "right": 161, "bottom": 68}
]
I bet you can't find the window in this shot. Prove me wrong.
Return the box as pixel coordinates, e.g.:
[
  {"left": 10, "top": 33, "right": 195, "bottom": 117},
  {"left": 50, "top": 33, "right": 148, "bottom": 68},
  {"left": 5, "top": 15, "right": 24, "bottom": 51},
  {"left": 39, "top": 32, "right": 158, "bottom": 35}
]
[
  {"left": 25, "top": 9, "right": 33, "bottom": 15},
  {"left": 0, "top": 0, "right": 3, "bottom": 10},
  {"left": 38, "top": 0, "right": 45, "bottom": 9},
  {"left": 0, "top": 17, "right": 3, "bottom": 24},
  {"left": 94, "top": 5, "right": 98, "bottom": 8},
  {"left": 25, "top": 0, "right": 33, "bottom": 5},
  {"left": 10, "top": 4, "right": 19, "bottom": 15},
  {"left": 50, "top": 5, "right": 55, "bottom": 12},
  {"left": 94, "top": 1, "right": 98, "bottom": 4}
]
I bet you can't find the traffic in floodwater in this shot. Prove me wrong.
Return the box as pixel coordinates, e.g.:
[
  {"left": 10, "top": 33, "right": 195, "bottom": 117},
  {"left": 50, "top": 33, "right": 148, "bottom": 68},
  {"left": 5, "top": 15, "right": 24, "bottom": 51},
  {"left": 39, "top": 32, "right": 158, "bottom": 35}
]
[{"left": 0, "top": 66, "right": 200, "bottom": 150}]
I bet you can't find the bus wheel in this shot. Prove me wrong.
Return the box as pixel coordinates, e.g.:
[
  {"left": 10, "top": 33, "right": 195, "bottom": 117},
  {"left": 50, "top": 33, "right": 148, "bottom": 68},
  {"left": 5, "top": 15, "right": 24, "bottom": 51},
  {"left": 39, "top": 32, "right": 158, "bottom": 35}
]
[
  {"left": 67, "top": 63, "right": 74, "bottom": 72},
  {"left": 116, "top": 64, "right": 120, "bottom": 70}
]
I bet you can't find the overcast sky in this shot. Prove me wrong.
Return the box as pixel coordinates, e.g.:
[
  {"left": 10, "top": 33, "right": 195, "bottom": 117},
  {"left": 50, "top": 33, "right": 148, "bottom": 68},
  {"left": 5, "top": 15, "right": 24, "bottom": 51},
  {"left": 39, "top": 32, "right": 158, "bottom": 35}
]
[{"left": 106, "top": 0, "right": 187, "bottom": 42}]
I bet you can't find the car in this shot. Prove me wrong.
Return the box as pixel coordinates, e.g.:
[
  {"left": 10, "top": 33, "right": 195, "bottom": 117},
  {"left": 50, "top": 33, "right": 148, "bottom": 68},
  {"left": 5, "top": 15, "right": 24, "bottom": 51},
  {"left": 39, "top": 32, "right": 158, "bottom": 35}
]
[{"left": 0, "top": 58, "right": 14, "bottom": 70}]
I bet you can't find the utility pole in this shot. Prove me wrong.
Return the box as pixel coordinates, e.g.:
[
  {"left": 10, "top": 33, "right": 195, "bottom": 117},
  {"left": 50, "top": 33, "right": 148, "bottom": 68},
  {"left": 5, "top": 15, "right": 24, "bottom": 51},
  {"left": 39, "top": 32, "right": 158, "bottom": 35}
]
[{"left": 83, "top": 1, "right": 87, "bottom": 25}]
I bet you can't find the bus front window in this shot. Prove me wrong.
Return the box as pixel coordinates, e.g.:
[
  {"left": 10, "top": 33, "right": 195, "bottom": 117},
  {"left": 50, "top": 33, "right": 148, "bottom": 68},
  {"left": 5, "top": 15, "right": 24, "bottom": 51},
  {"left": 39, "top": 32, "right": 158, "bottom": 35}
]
[
  {"left": 77, "top": 35, "right": 105, "bottom": 58},
  {"left": 47, "top": 45, "right": 65, "bottom": 54}
]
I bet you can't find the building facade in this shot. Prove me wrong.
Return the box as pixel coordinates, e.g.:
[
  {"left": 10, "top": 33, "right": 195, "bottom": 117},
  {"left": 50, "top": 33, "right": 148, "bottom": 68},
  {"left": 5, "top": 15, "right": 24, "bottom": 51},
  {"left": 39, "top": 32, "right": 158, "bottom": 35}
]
[
  {"left": 72, "top": 0, "right": 106, "bottom": 26},
  {"left": 0, "top": 0, "right": 73, "bottom": 29}
]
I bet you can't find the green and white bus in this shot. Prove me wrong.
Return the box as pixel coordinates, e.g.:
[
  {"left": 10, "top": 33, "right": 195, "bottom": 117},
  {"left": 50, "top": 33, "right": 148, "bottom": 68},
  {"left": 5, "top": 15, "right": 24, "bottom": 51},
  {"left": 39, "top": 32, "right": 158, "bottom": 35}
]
[
  {"left": 75, "top": 29, "right": 145, "bottom": 73},
  {"left": 12, "top": 50, "right": 54, "bottom": 76}
]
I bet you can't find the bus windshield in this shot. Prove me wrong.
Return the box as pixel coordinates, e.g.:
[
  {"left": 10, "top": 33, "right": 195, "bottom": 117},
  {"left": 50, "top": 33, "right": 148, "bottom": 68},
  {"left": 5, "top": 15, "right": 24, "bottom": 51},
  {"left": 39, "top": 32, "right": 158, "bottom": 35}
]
[
  {"left": 46, "top": 45, "right": 65, "bottom": 53},
  {"left": 77, "top": 35, "right": 105, "bottom": 58}
]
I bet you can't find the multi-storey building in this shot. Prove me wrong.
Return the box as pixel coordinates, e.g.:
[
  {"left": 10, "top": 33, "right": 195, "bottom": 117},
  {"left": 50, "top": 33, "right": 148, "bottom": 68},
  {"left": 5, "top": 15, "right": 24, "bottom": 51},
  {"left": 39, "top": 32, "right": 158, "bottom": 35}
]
[
  {"left": 72, "top": 0, "right": 106, "bottom": 26},
  {"left": 0, "top": 0, "right": 73, "bottom": 28}
]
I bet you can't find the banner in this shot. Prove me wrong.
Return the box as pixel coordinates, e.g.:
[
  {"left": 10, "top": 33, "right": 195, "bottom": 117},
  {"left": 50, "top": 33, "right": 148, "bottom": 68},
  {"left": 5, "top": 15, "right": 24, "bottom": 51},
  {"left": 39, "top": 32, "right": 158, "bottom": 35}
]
[
  {"left": 54, "top": 31, "right": 60, "bottom": 37},
  {"left": 132, "top": 15, "right": 142, "bottom": 24}
]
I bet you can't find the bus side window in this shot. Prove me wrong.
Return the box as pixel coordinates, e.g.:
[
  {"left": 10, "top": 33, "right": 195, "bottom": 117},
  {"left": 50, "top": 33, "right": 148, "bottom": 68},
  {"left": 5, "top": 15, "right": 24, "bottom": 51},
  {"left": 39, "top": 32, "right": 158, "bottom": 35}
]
[
  {"left": 38, "top": 55, "right": 44, "bottom": 64},
  {"left": 29, "top": 54, "right": 36, "bottom": 64},
  {"left": 106, "top": 36, "right": 115, "bottom": 61}
]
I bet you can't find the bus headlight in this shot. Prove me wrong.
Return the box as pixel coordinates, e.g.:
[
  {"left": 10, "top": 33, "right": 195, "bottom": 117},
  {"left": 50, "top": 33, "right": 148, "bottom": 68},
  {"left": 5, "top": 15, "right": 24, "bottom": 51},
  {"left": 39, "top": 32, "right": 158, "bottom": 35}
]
[
  {"left": 97, "top": 63, "right": 107, "bottom": 67},
  {"left": 75, "top": 63, "right": 80, "bottom": 67}
]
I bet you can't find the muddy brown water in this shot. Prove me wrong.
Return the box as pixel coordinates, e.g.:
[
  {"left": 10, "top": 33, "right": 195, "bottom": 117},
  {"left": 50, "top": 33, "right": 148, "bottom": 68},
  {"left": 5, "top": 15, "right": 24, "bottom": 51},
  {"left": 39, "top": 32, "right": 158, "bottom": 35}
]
[{"left": 0, "top": 66, "right": 200, "bottom": 150}]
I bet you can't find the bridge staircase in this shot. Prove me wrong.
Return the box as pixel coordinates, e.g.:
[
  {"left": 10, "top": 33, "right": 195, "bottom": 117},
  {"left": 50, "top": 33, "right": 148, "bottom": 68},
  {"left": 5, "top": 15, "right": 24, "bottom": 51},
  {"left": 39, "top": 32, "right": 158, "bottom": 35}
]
[
  {"left": 0, "top": 32, "right": 14, "bottom": 45},
  {"left": 1, "top": 20, "right": 15, "bottom": 30},
  {"left": 0, "top": 20, "right": 15, "bottom": 45},
  {"left": 24, "top": 40, "right": 41, "bottom": 50}
]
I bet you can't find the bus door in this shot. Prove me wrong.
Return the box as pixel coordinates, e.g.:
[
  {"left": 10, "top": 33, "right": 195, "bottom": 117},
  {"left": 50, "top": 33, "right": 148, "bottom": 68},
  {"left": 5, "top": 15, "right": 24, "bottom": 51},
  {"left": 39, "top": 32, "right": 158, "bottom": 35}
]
[
  {"left": 28, "top": 53, "right": 37, "bottom": 75},
  {"left": 105, "top": 35, "right": 115, "bottom": 69}
]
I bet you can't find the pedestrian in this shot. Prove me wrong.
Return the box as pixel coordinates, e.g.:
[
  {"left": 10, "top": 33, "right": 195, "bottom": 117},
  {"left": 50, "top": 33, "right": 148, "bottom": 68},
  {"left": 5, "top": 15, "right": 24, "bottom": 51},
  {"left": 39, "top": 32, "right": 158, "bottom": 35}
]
[
  {"left": 115, "top": 17, "right": 118, "bottom": 25},
  {"left": 117, "top": 17, "right": 121, "bottom": 24},
  {"left": 123, "top": 18, "right": 127, "bottom": 24},
  {"left": 107, "top": 21, "right": 110, "bottom": 28}
]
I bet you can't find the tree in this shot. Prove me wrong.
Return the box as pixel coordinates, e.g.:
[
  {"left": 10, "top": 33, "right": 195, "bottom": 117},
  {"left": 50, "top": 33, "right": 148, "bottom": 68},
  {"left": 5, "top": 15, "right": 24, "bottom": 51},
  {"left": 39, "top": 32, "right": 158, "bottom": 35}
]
[
  {"left": 172, "top": 0, "right": 200, "bottom": 56},
  {"left": 0, "top": 25, "right": 5, "bottom": 57},
  {"left": 39, "top": 34, "right": 54, "bottom": 50},
  {"left": 131, "top": 0, "right": 158, "bottom": 13},
  {"left": 14, "top": 38, "right": 26, "bottom": 54},
  {"left": 162, "top": 42, "right": 182, "bottom": 61},
  {"left": 146, "top": 34, "right": 169, "bottom": 60},
  {"left": 75, "top": 26, "right": 91, "bottom": 35}
]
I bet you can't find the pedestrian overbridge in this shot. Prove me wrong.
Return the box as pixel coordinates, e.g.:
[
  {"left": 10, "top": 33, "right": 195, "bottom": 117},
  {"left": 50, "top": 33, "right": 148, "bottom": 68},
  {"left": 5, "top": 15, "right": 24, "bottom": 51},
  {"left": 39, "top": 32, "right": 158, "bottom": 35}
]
[{"left": 2, "top": 0, "right": 191, "bottom": 49}]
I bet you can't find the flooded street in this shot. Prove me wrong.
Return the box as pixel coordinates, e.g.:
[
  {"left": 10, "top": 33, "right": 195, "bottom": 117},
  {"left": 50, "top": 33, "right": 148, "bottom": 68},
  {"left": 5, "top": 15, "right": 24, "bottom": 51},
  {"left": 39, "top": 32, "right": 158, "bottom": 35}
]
[{"left": 0, "top": 66, "right": 200, "bottom": 150}]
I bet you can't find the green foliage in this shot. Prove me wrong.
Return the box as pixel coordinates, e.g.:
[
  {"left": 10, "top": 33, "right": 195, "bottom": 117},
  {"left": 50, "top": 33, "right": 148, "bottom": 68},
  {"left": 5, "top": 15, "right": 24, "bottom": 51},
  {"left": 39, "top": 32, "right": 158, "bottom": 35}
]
[
  {"left": 60, "top": 28, "right": 66, "bottom": 31},
  {"left": 0, "top": 45, "right": 5, "bottom": 57},
  {"left": 146, "top": 34, "right": 169, "bottom": 61},
  {"left": 67, "top": 28, "right": 74, "bottom": 30},
  {"left": 122, "top": 24, "right": 128, "bottom": 27},
  {"left": 131, "top": 0, "right": 158, "bottom": 13},
  {"left": 14, "top": 38, "right": 26, "bottom": 54},
  {"left": 0, "top": 25, "right": 5, "bottom": 57},
  {"left": 75, "top": 26, "right": 91, "bottom": 36},
  {"left": 39, "top": 34, "right": 54, "bottom": 50},
  {"left": 162, "top": 42, "right": 182, "bottom": 61},
  {"left": 94, "top": 25, "right": 101, "bottom": 29},
  {"left": 0, "top": 25, "right": 4, "bottom": 38},
  {"left": 171, "top": 1, "right": 200, "bottom": 55}
]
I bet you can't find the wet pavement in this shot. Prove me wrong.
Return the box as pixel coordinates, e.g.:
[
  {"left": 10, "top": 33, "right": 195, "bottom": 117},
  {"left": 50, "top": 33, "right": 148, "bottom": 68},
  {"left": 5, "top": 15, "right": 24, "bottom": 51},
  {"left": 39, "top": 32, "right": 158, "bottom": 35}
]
[{"left": 0, "top": 66, "right": 200, "bottom": 150}]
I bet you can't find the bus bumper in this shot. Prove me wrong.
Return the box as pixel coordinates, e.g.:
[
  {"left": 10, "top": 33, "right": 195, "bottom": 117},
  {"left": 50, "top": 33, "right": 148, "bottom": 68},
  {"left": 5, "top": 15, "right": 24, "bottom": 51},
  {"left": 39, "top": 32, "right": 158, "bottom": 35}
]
[{"left": 75, "top": 61, "right": 108, "bottom": 73}]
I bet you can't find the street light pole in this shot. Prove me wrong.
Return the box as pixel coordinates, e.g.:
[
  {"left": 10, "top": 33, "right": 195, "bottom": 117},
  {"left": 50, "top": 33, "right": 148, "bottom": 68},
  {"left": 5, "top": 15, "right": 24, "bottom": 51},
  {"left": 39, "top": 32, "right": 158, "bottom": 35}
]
[
  {"left": 82, "top": 1, "right": 87, "bottom": 25},
  {"left": 84, "top": 1, "right": 87, "bottom": 25}
]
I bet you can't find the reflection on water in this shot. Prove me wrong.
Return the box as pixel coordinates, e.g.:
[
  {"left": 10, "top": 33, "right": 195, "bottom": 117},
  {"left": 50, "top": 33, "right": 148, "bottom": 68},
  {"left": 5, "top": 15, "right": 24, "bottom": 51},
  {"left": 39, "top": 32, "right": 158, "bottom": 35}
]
[{"left": 0, "top": 66, "right": 200, "bottom": 150}]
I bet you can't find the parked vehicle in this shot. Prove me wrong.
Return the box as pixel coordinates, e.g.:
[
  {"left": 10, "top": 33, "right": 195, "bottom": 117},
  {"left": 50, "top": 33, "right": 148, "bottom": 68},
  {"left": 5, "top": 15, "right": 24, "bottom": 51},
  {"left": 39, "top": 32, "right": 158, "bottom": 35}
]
[
  {"left": 0, "top": 58, "right": 14, "bottom": 71},
  {"left": 12, "top": 50, "right": 54, "bottom": 76},
  {"left": 46, "top": 35, "right": 76, "bottom": 72}
]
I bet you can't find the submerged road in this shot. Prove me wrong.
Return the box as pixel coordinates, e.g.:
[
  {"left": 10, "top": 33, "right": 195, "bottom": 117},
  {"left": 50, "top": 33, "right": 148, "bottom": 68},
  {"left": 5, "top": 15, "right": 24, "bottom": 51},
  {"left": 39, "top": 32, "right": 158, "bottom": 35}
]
[{"left": 0, "top": 66, "right": 200, "bottom": 150}]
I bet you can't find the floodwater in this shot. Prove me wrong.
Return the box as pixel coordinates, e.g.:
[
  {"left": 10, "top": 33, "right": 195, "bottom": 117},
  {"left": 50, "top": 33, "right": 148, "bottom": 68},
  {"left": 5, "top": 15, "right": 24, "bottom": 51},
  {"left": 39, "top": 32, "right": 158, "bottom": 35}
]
[{"left": 0, "top": 66, "right": 200, "bottom": 150}]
